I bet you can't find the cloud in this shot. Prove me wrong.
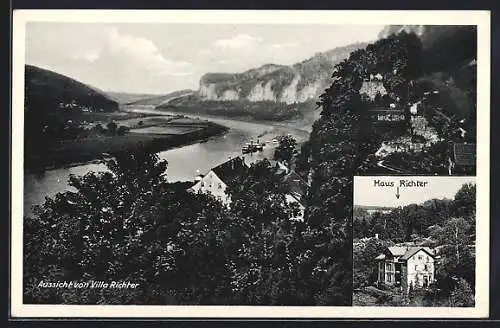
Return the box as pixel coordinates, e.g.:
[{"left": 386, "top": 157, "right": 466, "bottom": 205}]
[
  {"left": 271, "top": 42, "right": 300, "bottom": 49},
  {"left": 104, "top": 28, "right": 192, "bottom": 75},
  {"left": 213, "top": 33, "right": 263, "bottom": 49},
  {"left": 196, "top": 34, "right": 304, "bottom": 74},
  {"left": 70, "top": 51, "right": 100, "bottom": 63}
]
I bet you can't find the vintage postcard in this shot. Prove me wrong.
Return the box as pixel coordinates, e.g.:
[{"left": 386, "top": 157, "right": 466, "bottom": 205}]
[{"left": 10, "top": 10, "right": 490, "bottom": 318}]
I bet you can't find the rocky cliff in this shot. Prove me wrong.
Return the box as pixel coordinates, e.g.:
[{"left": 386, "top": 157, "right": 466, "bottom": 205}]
[{"left": 198, "top": 43, "right": 367, "bottom": 104}]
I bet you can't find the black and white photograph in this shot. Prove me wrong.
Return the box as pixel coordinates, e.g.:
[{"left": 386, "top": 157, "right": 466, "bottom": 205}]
[
  {"left": 10, "top": 10, "right": 490, "bottom": 318},
  {"left": 353, "top": 176, "right": 476, "bottom": 307}
]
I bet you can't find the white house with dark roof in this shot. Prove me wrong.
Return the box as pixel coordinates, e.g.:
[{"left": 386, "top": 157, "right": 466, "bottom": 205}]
[
  {"left": 375, "top": 246, "right": 436, "bottom": 292},
  {"left": 188, "top": 156, "right": 248, "bottom": 205},
  {"left": 189, "top": 157, "right": 309, "bottom": 220}
]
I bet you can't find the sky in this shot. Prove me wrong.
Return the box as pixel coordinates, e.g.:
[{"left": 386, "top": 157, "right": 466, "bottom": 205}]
[
  {"left": 354, "top": 176, "right": 476, "bottom": 208},
  {"left": 25, "top": 23, "right": 384, "bottom": 94}
]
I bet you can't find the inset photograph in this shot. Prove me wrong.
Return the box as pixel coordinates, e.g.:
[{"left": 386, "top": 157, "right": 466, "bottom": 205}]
[{"left": 353, "top": 176, "right": 476, "bottom": 307}]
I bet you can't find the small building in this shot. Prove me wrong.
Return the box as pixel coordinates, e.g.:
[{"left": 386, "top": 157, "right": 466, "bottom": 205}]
[
  {"left": 188, "top": 156, "right": 247, "bottom": 204},
  {"left": 410, "top": 102, "right": 420, "bottom": 115},
  {"left": 375, "top": 246, "right": 436, "bottom": 292},
  {"left": 267, "top": 159, "right": 290, "bottom": 175},
  {"left": 282, "top": 170, "right": 309, "bottom": 200},
  {"left": 282, "top": 170, "right": 310, "bottom": 221},
  {"left": 360, "top": 80, "right": 388, "bottom": 101},
  {"left": 285, "top": 194, "right": 306, "bottom": 221},
  {"left": 448, "top": 143, "right": 476, "bottom": 175}
]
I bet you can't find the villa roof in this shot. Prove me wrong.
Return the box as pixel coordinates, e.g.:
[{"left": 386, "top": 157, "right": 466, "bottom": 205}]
[
  {"left": 211, "top": 156, "right": 247, "bottom": 186},
  {"left": 400, "top": 247, "right": 435, "bottom": 260},
  {"left": 382, "top": 246, "right": 435, "bottom": 261},
  {"left": 388, "top": 246, "right": 408, "bottom": 257},
  {"left": 282, "top": 171, "right": 310, "bottom": 202}
]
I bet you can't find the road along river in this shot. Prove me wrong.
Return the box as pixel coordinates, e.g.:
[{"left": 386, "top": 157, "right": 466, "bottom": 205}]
[{"left": 23, "top": 109, "right": 311, "bottom": 217}]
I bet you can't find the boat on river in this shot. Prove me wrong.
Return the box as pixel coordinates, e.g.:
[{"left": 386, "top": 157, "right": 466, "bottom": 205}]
[{"left": 242, "top": 139, "right": 264, "bottom": 154}]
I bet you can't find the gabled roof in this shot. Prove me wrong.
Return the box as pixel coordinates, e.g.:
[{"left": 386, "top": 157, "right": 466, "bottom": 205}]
[
  {"left": 381, "top": 246, "right": 435, "bottom": 261},
  {"left": 211, "top": 156, "right": 247, "bottom": 186},
  {"left": 285, "top": 194, "right": 305, "bottom": 209},
  {"left": 266, "top": 159, "right": 288, "bottom": 176},
  {"left": 283, "top": 171, "right": 310, "bottom": 199},
  {"left": 400, "top": 247, "right": 435, "bottom": 260},
  {"left": 452, "top": 143, "right": 476, "bottom": 166},
  {"left": 388, "top": 246, "right": 408, "bottom": 257}
]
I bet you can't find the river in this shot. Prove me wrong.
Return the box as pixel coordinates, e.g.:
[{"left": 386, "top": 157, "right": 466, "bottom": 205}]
[{"left": 23, "top": 109, "right": 312, "bottom": 217}]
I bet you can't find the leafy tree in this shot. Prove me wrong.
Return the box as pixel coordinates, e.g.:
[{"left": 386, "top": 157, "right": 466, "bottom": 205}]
[
  {"left": 450, "top": 278, "right": 475, "bottom": 307},
  {"left": 106, "top": 121, "right": 118, "bottom": 136},
  {"left": 273, "top": 135, "right": 298, "bottom": 168},
  {"left": 454, "top": 182, "right": 476, "bottom": 218},
  {"left": 94, "top": 123, "right": 105, "bottom": 134},
  {"left": 117, "top": 125, "right": 130, "bottom": 136},
  {"left": 353, "top": 238, "right": 392, "bottom": 289},
  {"left": 225, "top": 159, "right": 305, "bottom": 304},
  {"left": 295, "top": 140, "right": 312, "bottom": 180},
  {"left": 24, "top": 150, "right": 234, "bottom": 304}
]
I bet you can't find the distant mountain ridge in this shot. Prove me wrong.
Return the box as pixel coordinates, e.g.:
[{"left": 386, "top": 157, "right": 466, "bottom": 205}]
[
  {"left": 197, "top": 43, "right": 369, "bottom": 104},
  {"left": 123, "top": 89, "right": 194, "bottom": 106},
  {"left": 106, "top": 91, "right": 164, "bottom": 105}
]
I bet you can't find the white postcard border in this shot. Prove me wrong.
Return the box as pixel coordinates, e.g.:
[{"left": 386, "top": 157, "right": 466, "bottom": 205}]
[{"left": 10, "top": 9, "right": 491, "bottom": 318}]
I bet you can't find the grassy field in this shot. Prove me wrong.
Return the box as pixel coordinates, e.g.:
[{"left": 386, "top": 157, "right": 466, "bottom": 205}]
[
  {"left": 44, "top": 110, "right": 152, "bottom": 125},
  {"left": 130, "top": 126, "right": 201, "bottom": 135},
  {"left": 25, "top": 117, "right": 228, "bottom": 172}
]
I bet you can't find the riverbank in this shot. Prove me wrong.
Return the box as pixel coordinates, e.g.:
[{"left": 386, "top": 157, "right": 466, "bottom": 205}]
[
  {"left": 25, "top": 121, "right": 228, "bottom": 173},
  {"left": 125, "top": 107, "right": 314, "bottom": 141},
  {"left": 154, "top": 100, "right": 319, "bottom": 132}
]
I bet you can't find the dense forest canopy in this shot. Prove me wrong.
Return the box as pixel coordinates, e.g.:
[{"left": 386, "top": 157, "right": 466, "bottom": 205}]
[{"left": 353, "top": 182, "right": 476, "bottom": 242}]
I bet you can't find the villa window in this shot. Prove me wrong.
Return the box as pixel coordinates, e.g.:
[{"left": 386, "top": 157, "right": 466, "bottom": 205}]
[
  {"left": 418, "top": 255, "right": 423, "bottom": 260},
  {"left": 218, "top": 183, "right": 222, "bottom": 189},
  {"left": 201, "top": 182, "right": 204, "bottom": 187},
  {"left": 387, "top": 273, "right": 393, "bottom": 282},
  {"left": 424, "top": 264, "right": 428, "bottom": 271},
  {"left": 415, "top": 265, "right": 418, "bottom": 271}
]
